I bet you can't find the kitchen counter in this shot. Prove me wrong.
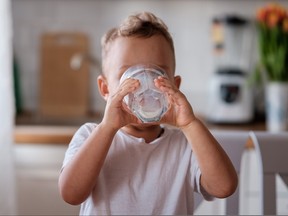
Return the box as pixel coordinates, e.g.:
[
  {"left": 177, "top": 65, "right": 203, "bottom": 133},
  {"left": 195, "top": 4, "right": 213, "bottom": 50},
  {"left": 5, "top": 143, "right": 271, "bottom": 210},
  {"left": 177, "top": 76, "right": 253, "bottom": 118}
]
[
  {"left": 14, "top": 111, "right": 101, "bottom": 144},
  {"left": 14, "top": 119, "right": 266, "bottom": 145},
  {"left": 14, "top": 125, "right": 78, "bottom": 144}
]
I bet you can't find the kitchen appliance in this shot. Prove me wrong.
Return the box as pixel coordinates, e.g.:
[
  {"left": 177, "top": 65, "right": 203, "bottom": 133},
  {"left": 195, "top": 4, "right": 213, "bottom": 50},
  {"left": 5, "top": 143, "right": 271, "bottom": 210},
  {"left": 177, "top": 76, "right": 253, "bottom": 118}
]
[{"left": 206, "top": 15, "right": 254, "bottom": 123}]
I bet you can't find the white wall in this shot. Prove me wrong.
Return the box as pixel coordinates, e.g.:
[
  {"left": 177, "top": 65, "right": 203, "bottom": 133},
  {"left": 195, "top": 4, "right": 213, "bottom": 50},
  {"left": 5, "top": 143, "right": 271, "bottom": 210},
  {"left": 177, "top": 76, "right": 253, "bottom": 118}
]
[{"left": 11, "top": 0, "right": 288, "bottom": 116}]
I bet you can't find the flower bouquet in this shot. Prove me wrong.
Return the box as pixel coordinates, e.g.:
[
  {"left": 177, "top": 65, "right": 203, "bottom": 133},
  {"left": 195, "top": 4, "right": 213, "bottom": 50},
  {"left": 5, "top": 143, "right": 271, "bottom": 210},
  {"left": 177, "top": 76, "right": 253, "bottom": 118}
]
[
  {"left": 256, "top": 3, "right": 288, "bottom": 81},
  {"left": 256, "top": 3, "right": 288, "bottom": 131}
]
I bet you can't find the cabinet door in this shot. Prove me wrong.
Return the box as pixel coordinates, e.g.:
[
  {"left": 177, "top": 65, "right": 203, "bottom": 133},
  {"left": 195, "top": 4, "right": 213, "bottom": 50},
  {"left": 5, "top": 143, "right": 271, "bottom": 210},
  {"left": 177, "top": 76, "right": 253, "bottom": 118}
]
[{"left": 40, "top": 32, "right": 90, "bottom": 118}]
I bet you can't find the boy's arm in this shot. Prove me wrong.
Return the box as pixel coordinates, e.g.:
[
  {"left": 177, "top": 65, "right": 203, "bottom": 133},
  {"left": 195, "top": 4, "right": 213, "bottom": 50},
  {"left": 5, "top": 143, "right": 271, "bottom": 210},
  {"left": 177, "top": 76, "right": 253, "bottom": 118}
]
[
  {"left": 58, "top": 123, "right": 117, "bottom": 205},
  {"left": 59, "top": 78, "right": 140, "bottom": 205},
  {"left": 181, "top": 118, "right": 238, "bottom": 198},
  {"left": 156, "top": 76, "right": 238, "bottom": 198}
]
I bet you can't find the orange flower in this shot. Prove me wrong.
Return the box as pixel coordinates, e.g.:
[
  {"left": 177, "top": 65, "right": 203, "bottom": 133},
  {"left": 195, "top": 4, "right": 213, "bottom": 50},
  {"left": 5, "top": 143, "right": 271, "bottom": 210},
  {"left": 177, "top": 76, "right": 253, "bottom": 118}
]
[
  {"left": 266, "top": 3, "right": 285, "bottom": 13},
  {"left": 267, "top": 12, "right": 280, "bottom": 27},
  {"left": 283, "top": 18, "right": 288, "bottom": 32},
  {"left": 274, "top": 5, "right": 287, "bottom": 21},
  {"left": 257, "top": 3, "right": 288, "bottom": 28},
  {"left": 256, "top": 8, "right": 267, "bottom": 22},
  {"left": 256, "top": 3, "right": 288, "bottom": 82}
]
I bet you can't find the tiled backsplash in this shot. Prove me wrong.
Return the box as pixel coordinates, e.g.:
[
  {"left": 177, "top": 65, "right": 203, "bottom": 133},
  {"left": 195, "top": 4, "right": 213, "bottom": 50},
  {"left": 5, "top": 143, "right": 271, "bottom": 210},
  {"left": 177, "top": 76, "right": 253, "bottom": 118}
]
[{"left": 11, "top": 0, "right": 287, "bottom": 116}]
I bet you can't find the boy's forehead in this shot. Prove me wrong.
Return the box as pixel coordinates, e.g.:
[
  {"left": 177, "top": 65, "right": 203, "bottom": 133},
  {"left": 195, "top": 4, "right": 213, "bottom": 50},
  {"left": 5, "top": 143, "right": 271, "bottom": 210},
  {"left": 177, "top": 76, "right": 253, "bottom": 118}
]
[{"left": 104, "top": 35, "right": 175, "bottom": 78}]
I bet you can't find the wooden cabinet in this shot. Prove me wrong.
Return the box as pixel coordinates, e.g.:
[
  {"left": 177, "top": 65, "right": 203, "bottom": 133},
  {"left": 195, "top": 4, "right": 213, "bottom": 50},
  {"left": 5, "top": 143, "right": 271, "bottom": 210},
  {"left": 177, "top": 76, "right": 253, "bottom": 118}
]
[{"left": 40, "top": 32, "right": 90, "bottom": 118}]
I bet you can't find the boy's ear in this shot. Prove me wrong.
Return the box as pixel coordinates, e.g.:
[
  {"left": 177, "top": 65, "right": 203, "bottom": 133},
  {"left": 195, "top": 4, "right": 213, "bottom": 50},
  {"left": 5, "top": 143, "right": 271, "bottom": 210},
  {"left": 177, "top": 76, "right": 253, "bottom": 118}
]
[
  {"left": 174, "top": 75, "right": 181, "bottom": 89},
  {"left": 97, "top": 75, "right": 109, "bottom": 100}
]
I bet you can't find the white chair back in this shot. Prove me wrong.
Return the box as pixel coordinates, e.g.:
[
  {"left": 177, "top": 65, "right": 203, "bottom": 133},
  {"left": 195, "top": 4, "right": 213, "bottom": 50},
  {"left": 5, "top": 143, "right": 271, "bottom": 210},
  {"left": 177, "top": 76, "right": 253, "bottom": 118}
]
[
  {"left": 194, "top": 130, "right": 248, "bottom": 215},
  {"left": 249, "top": 131, "right": 288, "bottom": 215}
]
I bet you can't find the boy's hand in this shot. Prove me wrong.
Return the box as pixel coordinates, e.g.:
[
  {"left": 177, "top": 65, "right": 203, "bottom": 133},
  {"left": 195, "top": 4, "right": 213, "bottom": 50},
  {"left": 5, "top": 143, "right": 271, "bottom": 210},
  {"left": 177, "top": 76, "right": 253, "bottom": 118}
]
[
  {"left": 155, "top": 76, "right": 196, "bottom": 128},
  {"left": 102, "top": 78, "right": 141, "bottom": 130}
]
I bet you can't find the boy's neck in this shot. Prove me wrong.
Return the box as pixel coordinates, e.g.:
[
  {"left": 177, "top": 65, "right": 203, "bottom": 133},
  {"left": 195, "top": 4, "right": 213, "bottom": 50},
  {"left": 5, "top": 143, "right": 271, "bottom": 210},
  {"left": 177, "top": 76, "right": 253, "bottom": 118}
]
[{"left": 121, "top": 124, "right": 164, "bottom": 143}]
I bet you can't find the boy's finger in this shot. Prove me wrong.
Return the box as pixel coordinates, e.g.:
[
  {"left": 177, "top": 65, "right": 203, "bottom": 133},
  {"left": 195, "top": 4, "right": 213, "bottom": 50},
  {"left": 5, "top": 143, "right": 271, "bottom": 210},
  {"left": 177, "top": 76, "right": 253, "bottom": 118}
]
[{"left": 117, "top": 78, "right": 140, "bottom": 98}]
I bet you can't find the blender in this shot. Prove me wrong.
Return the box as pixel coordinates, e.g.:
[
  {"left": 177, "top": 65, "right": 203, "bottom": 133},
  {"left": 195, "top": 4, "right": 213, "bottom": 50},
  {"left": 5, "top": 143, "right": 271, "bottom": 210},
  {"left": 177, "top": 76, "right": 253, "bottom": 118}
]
[{"left": 206, "top": 14, "right": 255, "bottom": 124}]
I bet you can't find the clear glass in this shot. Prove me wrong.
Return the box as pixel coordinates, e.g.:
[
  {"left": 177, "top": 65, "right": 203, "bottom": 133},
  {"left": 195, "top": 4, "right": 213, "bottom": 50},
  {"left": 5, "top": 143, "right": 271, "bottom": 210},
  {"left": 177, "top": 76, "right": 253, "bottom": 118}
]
[{"left": 120, "top": 64, "right": 169, "bottom": 123}]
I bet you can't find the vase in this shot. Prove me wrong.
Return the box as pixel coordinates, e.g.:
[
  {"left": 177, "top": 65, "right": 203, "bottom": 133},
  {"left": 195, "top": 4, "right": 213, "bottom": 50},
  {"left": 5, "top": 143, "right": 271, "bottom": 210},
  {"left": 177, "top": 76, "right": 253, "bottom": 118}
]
[{"left": 265, "top": 82, "right": 288, "bottom": 132}]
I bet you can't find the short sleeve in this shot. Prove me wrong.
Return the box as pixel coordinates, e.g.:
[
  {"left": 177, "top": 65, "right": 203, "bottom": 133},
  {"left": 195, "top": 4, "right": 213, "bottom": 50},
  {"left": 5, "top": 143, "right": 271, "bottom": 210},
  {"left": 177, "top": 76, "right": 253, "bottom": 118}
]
[
  {"left": 191, "top": 153, "right": 214, "bottom": 201},
  {"left": 61, "top": 123, "right": 97, "bottom": 170}
]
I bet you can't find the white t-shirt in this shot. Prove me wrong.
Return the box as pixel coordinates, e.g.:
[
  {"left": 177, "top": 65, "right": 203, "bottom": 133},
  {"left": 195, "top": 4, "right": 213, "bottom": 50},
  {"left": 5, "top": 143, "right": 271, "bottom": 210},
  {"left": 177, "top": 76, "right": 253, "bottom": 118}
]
[{"left": 62, "top": 123, "right": 212, "bottom": 215}]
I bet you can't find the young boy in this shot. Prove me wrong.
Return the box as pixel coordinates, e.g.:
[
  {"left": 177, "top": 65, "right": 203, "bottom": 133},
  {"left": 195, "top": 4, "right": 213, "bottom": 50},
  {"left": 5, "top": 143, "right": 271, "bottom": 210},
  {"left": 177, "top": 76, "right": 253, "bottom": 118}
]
[{"left": 58, "top": 11, "right": 238, "bottom": 215}]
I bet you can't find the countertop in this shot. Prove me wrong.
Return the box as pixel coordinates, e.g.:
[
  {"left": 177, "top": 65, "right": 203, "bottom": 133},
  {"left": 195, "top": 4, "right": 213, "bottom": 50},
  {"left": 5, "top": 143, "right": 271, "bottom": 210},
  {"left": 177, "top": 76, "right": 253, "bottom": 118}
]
[
  {"left": 14, "top": 117, "right": 266, "bottom": 145},
  {"left": 14, "top": 111, "right": 99, "bottom": 144},
  {"left": 14, "top": 125, "right": 78, "bottom": 144}
]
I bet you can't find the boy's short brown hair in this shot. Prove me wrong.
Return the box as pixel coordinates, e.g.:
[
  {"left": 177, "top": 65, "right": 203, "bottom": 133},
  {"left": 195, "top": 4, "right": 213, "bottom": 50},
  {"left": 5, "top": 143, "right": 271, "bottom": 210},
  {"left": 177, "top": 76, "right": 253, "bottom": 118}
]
[{"left": 101, "top": 11, "right": 175, "bottom": 72}]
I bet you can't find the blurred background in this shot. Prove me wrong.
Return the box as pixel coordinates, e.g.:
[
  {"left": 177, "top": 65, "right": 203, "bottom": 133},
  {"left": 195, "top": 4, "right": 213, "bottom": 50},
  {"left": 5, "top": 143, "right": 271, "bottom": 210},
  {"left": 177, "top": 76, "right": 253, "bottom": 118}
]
[
  {"left": 1, "top": 0, "right": 288, "bottom": 215},
  {"left": 13, "top": 0, "right": 283, "bottom": 126}
]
